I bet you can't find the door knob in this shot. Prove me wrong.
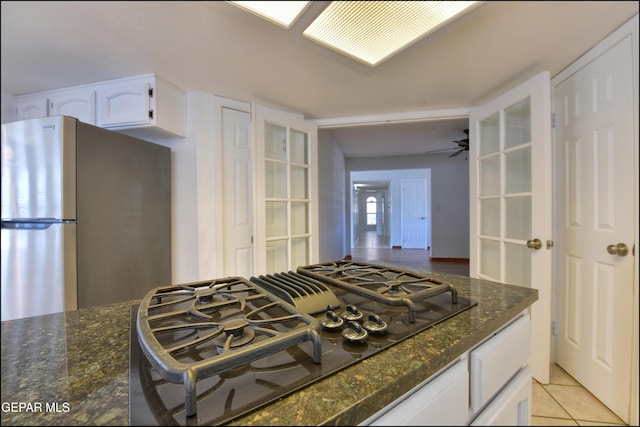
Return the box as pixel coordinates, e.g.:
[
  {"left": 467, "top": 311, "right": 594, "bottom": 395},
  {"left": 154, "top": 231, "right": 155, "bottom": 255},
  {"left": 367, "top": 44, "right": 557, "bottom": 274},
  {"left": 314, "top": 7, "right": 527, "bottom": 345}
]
[
  {"left": 526, "top": 238, "right": 542, "bottom": 250},
  {"left": 606, "top": 243, "right": 629, "bottom": 257}
]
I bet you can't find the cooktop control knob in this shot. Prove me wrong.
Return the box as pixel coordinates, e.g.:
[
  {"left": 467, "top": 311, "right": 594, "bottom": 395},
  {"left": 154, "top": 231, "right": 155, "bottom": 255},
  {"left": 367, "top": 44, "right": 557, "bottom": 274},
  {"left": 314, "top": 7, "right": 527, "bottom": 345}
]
[
  {"left": 342, "top": 320, "right": 368, "bottom": 343},
  {"left": 321, "top": 310, "right": 344, "bottom": 330},
  {"left": 363, "top": 313, "right": 388, "bottom": 334},
  {"left": 341, "top": 305, "right": 363, "bottom": 321}
]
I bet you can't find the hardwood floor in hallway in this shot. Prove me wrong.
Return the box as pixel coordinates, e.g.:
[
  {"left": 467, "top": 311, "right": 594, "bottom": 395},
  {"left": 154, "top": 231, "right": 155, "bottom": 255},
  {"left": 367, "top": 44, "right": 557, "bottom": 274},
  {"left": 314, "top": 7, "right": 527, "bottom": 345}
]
[{"left": 349, "top": 231, "right": 469, "bottom": 275}]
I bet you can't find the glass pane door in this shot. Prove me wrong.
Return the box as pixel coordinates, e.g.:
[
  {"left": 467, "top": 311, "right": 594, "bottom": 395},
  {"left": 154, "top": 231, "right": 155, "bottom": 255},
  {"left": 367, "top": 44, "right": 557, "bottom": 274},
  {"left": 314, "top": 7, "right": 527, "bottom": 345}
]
[
  {"left": 477, "top": 99, "right": 533, "bottom": 285},
  {"left": 255, "top": 105, "right": 318, "bottom": 274},
  {"left": 469, "top": 71, "right": 552, "bottom": 383}
]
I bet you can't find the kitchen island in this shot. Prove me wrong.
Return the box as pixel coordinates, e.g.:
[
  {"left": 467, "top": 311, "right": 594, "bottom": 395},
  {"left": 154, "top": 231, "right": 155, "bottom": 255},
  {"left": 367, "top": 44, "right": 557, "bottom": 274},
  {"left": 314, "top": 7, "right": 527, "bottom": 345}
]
[{"left": 1, "top": 265, "right": 538, "bottom": 426}]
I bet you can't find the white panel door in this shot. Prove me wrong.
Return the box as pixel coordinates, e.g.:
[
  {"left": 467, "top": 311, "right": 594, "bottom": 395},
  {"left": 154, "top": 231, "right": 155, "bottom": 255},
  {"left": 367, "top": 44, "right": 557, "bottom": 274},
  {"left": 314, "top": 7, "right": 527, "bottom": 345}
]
[
  {"left": 401, "top": 179, "right": 427, "bottom": 249},
  {"left": 222, "top": 107, "right": 253, "bottom": 278},
  {"left": 553, "top": 33, "right": 635, "bottom": 422},
  {"left": 469, "top": 71, "right": 553, "bottom": 383}
]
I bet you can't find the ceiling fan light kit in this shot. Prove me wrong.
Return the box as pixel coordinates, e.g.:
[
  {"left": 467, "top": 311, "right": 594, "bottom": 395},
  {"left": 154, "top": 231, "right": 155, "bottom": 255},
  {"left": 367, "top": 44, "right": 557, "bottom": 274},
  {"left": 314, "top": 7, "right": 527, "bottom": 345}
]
[{"left": 424, "top": 128, "right": 469, "bottom": 158}]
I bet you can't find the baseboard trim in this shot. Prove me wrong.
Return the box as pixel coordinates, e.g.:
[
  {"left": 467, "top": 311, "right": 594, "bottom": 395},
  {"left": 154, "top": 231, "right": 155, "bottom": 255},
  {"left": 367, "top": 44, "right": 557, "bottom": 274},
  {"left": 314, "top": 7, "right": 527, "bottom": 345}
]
[{"left": 430, "top": 257, "right": 470, "bottom": 262}]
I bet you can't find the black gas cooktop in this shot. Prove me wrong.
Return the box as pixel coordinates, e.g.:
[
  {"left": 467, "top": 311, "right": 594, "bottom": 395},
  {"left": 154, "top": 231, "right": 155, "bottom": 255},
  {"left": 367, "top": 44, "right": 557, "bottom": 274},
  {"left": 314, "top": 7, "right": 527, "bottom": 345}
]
[{"left": 129, "top": 262, "right": 477, "bottom": 426}]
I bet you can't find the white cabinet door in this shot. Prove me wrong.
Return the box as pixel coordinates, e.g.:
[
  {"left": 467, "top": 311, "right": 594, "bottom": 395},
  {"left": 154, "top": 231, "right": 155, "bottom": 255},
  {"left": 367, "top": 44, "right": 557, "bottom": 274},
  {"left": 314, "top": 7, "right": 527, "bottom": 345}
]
[
  {"left": 96, "top": 79, "right": 151, "bottom": 127},
  {"left": 470, "top": 366, "right": 531, "bottom": 426},
  {"left": 470, "top": 313, "right": 531, "bottom": 413},
  {"left": 367, "top": 358, "right": 469, "bottom": 426},
  {"left": 15, "top": 96, "right": 47, "bottom": 120},
  {"left": 49, "top": 90, "right": 96, "bottom": 124}
]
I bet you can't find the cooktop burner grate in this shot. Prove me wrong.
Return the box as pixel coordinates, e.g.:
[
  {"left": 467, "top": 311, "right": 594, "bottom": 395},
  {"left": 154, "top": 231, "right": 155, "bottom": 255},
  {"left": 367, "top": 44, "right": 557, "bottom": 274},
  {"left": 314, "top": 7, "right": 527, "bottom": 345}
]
[
  {"left": 297, "top": 260, "right": 458, "bottom": 322},
  {"left": 130, "top": 262, "right": 478, "bottom": 426},
  {"left": 136, "top": 276, "right": 322, "bottom": 417}
]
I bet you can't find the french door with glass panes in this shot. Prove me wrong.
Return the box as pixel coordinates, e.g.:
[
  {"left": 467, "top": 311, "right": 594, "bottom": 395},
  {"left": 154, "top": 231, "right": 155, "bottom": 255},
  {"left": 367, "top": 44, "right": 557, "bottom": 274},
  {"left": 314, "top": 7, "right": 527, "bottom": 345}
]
[
  {"left": 469, "top": 71, "right": 553, "bottom": 384},
  {"left": 254, "top": 105, "right": 318, "bottom": 274}
]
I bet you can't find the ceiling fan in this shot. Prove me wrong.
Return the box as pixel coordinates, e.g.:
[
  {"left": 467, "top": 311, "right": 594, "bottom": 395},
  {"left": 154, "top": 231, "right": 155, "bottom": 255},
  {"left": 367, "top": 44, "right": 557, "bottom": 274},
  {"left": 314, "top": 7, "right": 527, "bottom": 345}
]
[{"left": 425, "top": 129, "right": 469, "bottom": 158}]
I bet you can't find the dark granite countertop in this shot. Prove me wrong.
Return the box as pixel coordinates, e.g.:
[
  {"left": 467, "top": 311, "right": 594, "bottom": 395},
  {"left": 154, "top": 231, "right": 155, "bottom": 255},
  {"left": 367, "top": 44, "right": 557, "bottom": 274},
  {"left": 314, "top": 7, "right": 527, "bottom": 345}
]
[{"left": 1, "top": 265, "right": 537, "bottom": 426}]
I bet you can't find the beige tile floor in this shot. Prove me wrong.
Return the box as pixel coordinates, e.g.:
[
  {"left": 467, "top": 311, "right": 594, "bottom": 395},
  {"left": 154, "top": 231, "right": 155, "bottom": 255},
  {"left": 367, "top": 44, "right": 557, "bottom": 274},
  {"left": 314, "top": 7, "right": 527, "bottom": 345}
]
[{"left": 532, "top": 364, "right": 627, "bottom": 426}]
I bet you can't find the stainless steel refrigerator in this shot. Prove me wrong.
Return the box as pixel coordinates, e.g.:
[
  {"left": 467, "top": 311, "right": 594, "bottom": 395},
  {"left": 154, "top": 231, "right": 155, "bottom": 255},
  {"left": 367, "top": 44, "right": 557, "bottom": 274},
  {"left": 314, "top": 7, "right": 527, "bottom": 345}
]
[{"left": 1, "top": 115, "right": 171, "bottom": 321}]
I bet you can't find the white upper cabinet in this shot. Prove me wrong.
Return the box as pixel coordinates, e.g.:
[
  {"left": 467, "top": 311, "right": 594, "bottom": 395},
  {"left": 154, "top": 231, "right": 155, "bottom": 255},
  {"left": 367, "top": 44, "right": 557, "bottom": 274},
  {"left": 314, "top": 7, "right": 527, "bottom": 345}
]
[
  {"left": 48, "top": 89, "right": 96, "bottom": 124},
  {"left": 12, "top": 73, "right": 185, "bottom": 139},
  {"left": 15, "top": 88, "right": 95, "bottom": 124},
  {"left": 96, "top": 79, "right": 151, "bottom": 127},
  {"left": 96, "top": 74, "right": 186, "bottom": 138},
  {"left": 15, "top": 96, "right": 48, "bottom": 120}
]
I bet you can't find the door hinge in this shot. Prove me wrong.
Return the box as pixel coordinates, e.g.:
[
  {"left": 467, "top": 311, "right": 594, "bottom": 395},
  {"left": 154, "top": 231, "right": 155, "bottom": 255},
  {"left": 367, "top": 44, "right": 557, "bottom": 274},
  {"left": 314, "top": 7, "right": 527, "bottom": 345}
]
[
  {"left": 149, "top": 110, "right": 154, "bottom": 120},
  {"left": 551, "top": 113, "right": 556, "bottom": 128},
  {"left": 552, "top": 321, "right": 556, "bottom": 336},
  {"left": 251, "top": 235, "right": 254, "bottom": 244},
  {"left": 148, "top": 87, "right": 154, "bottom": 97}
]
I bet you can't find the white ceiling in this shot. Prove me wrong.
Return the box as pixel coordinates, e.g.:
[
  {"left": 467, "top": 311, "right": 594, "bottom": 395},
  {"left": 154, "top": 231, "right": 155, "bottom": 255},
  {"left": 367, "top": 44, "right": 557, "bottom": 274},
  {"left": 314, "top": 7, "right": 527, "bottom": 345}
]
[{"left": 1, "top": 1, "right": 638, "bottom": 157}]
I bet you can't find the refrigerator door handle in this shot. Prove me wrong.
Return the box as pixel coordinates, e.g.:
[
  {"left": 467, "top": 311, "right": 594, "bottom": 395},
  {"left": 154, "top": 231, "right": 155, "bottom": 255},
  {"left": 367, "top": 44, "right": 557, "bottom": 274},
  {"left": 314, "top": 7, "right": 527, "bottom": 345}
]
[{"left": 2, "top": 219, "right": 60, "bottom": 229}]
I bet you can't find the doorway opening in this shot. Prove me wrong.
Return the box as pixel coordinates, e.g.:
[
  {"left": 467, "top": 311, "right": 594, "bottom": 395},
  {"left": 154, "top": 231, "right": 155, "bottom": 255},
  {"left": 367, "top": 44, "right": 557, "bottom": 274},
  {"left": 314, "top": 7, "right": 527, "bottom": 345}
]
[{"left": 350, "top": 168, "right": 432, "bottom": 251}]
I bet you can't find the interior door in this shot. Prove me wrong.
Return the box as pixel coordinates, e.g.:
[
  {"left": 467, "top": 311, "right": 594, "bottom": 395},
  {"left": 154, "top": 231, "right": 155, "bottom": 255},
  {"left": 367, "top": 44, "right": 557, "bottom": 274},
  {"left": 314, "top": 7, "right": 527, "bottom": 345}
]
[
  {"left": 469, "top": 71, "right": 553, "bottom": 383},
  {"left": 553, "top": 31, "right": 636, "bottom": 423},
  {"left": 254, "top": 105, "right": 318, "bottom": 274},
  {"left": 222, "top": 107, "right": 253, "bottom": 277},
  {"left": 401, "top": 179, "right": 427, "bottom": 249}
]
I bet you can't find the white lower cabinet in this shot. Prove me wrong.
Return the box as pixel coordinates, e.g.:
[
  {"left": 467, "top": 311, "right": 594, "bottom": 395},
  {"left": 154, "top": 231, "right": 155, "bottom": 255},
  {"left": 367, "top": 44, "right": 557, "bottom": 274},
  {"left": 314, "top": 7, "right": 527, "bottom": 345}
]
[
  {"left": 469, "top": 313, "right": 531, "bottom": 413},
  {"left": 366, "top": 357, "right": 469, "bottom": 426},
  {"left": 469, "top": 366, "right": 531, "bottom": 426},
  {"left": 360, "top": 312, "right": 532, "bottom": 426}
]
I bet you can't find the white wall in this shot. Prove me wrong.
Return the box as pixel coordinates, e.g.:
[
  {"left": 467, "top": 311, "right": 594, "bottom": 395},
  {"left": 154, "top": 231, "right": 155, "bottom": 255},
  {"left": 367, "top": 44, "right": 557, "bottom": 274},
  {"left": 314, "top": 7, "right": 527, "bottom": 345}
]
[
  {"left": 317, "top": 137, "right": 348, "bottom": 262},
  {"left": 146, "top": 92, "right": 221, "bottom": 284},
  {"left": 1, "top": 92, "right": 16, "bottom": 123}
]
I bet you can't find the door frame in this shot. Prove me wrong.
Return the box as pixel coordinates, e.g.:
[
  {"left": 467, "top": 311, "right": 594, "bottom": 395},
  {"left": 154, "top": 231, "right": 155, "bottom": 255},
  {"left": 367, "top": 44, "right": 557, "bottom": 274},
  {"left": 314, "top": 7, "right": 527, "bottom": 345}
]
[{"left": 550, "top": 14, "right": 639, "bottom": 425}]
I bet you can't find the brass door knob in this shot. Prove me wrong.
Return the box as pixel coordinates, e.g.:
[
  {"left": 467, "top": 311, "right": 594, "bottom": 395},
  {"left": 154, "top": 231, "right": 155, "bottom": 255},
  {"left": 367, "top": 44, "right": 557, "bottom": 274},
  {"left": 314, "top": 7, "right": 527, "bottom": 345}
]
[
  {"left": 526, "top": 238, "right": 542, "bottom": 250},
  {"left": 606, "top": 243, "right": 629, "bottom": 257}
]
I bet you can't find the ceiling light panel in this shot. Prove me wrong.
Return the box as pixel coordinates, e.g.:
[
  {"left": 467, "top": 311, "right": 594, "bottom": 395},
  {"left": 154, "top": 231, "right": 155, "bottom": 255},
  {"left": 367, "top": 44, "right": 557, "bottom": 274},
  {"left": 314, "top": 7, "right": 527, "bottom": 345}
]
[
  {"left": 229, "top": 1, "right": 310, "bottom": 28},
  {"left": 304, "top": 1, "right": 479, "bottom": 66}
]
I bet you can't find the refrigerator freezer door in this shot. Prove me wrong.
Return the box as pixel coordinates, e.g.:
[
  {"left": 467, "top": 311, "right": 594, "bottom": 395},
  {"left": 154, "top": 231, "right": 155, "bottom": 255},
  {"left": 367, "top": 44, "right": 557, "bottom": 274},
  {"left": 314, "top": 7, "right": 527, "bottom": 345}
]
[
  {"left": 0, "top": 221, "right": 77, "bottom": 321},
  {"left": 1, "top": 116, "right": 77, "bottom": 220}
]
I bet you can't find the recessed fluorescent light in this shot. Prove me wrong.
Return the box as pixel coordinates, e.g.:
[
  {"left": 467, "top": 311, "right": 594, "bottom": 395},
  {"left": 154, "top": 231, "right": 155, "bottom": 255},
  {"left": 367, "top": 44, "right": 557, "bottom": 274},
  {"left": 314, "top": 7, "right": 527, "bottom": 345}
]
[
  {"left": 228, "top": 1, "right": 310, "bottom": 28},
  {"left": 304, "top": 1, "right": 480, "bottom": 66}
]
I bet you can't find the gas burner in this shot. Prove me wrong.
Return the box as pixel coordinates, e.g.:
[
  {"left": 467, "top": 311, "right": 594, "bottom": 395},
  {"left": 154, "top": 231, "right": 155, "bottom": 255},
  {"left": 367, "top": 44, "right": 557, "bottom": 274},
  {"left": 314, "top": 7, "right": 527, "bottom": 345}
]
[
  {"left": 137, "top": 277, "right": 322, "bottom": 417},
  {"left": 298, "top": 261, "right": 458, "bottom": 322},
  {"left": 130, "top": 262, "right": 479, "bottom": 426}
]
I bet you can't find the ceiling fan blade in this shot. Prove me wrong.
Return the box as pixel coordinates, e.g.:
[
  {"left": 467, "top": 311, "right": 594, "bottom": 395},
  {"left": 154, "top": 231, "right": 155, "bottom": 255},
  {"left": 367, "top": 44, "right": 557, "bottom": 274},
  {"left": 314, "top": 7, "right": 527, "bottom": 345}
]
[
  {"left": 449, "top": 148, "right": 465, "bottom": 158},
  {"left": 424, "top": 147, "right": 457, "bottom": 155}
]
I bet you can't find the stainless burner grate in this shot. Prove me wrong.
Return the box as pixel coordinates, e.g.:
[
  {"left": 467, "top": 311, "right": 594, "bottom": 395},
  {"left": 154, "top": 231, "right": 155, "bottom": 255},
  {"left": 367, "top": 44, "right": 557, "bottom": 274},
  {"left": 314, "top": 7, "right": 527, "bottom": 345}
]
[
  {"left": 297, "top": 260, "right": 458, "bottom": 322},
  {"left": 136, "top": 277, "right": 322, "bottom": 417}
]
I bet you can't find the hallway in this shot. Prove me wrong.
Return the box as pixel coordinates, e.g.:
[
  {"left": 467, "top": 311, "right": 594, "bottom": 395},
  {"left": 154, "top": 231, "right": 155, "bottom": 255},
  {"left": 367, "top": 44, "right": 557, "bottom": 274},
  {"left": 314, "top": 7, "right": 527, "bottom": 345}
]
[{"left": 353, "top": 229, "right": 390, "bottom": 249}]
